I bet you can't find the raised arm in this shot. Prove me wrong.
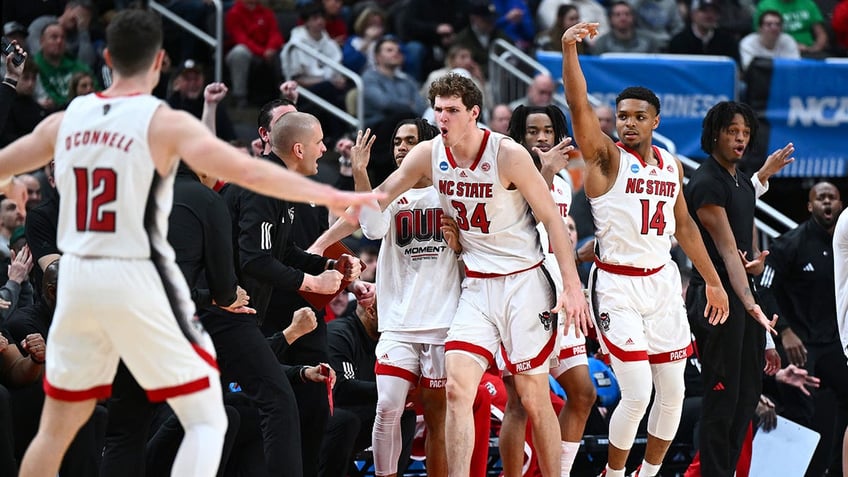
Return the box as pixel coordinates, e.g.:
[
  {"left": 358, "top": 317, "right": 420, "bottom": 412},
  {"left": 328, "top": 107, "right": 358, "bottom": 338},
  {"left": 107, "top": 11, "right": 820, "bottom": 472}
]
[
  {"left": 151, "top": 107, "right": 384, "bottom": 223},
  {"left": 561, "top": 23, "right": 619, "bottom": 194},
  {"left": 500, "top": 139, "right": 591, "bottom": 335}
]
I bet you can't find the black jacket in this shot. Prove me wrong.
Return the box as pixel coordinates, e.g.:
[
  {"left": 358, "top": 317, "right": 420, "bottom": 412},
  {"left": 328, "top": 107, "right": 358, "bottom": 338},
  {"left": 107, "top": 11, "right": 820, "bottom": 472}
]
[
  {"left": 759, "top": 218, "right": 838, "bottom": 345},
  {"left": 168, "top": 166, "right": 238, "bottom": 309},
  {"left": 327, "top": 313, "right": 378, "bottom": 408},
  {"left": 223, "top": 152, "right": 329, "bottom": 325}
]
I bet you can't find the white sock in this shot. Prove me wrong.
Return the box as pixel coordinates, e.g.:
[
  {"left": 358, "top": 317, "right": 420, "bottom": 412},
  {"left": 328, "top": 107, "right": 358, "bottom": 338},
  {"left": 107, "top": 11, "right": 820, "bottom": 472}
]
[
  {"left": 605, "top": 464, "right": 626, "bottom": 477},
  {"left": 560, "top": 441, "right": 580, "bottom": 477},
  {"left": 639, "top": 460, "right": 661, "bottom": 477}
]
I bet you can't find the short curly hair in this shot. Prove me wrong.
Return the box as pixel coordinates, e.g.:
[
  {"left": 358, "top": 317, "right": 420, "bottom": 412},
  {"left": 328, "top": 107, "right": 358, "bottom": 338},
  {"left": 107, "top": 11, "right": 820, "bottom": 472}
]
[{"left": 428, "top": 72, "right": 483, "bottom": 111}]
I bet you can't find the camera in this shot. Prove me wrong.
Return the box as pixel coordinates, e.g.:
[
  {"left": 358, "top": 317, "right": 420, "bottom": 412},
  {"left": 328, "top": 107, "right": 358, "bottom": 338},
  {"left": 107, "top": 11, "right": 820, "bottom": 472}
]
[{"left": 0, "top": 37, "right": 25, "bottom": 68}]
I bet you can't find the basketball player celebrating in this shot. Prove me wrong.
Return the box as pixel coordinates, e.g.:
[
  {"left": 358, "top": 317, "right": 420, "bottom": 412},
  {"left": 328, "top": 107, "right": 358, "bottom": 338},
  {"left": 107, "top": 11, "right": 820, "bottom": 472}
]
[
  {"left": 362, "top": 73, "right": 590, "bottom": 477},
  {"left": 311, "top": 118, "right": 457, "bottom": 477},
  {"left": 496, "top": 104, "right": 597, "bottom": 477},
  {"left": 0, "top": 9, "right": 382, "bottom": 477},
  {"left": 562, "top": 23, "right": 731, "bottom": 477}
]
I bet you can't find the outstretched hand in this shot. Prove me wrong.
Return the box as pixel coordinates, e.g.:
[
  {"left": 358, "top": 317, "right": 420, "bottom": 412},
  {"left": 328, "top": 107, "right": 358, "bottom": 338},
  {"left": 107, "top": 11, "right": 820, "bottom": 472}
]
[
  {"left": 350, "top": 129, "right": 377, "bottom": 172},
  {"left": 533, "top": 137, "right": 574, "bottom": 182},
  {"left": 553, "top": 287, "right": 592, "bottom": 338},
  {"left": 562, "top": 22, "right": 599, "bottom": 46},
  {"left": 328, "top": 190, "right": 386, "bottom": 225},
  {"left": 776, "top": 364, "right": 821, "bottom": 396},
  {"left": 748, "top": 304, "right": 778, "bottom": 335},
  {"left": 739, "top": 249, "right": 768, "bottom": 276},
  {"left": 758, "top": 142, "right": 795, "bottom": 181}
]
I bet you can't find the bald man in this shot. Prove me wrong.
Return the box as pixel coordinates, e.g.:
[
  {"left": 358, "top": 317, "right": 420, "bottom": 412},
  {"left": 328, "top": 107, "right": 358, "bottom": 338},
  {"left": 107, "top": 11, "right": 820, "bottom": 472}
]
[
  {"left": 225, "top": 111, "right": 363, "bottom": 477},
  {"left": 759, "top": 181, "right": 848, "bottom": 475}
]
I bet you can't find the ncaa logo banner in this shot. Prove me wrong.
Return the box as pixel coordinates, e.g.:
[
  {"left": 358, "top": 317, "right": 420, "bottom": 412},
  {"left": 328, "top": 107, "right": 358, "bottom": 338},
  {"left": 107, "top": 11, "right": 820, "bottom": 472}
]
[
  {"left": 536, "top": 52, "right": 736, "bottom": 159},
  {"left": 763, "top": 58, "right": 848, "bottom": 177}
]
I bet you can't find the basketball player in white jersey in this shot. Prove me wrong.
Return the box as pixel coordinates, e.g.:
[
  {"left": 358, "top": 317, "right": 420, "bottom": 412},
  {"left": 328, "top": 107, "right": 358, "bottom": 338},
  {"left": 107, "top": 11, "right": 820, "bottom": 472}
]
[
  {"left": 0, "top": 10, "right": 383, "bottom": 477},
  {"left": 312, "top": 118, "right": 458, "bottom": 477},
  {"left": 331, "top": 73, "right": 590, "bottom": 477},
  {"left": 495, "top": 104, "right": 597, "bottom": 477},
  {"left": 562, "top": 23, "right": 733, "bottom": 477}
]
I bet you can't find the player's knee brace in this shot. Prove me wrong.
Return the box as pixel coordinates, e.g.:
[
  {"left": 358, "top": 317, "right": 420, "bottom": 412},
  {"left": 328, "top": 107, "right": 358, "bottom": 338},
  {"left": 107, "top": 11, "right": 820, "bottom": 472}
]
[
  {"left": 373, "top": 375, "right": 412, "bottom": 475},
  {"left": 608, "top": 358, "right": 653, "bottom": 450},
  {"left": 647, "top": 360, "right": 686, "bottom": 440}
]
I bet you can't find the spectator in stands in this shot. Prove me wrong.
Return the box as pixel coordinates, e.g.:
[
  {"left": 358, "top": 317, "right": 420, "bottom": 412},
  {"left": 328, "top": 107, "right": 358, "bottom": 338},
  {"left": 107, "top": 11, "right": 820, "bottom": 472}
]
[
  {"left": 398, "top": 0, "right": 470, "bottom": 79},
  {"left": 590, "top": 1, "right": 660, "bottom": 54},
  {"left": 3, "top": 1, "right": 64, "bottom": 32},
  {"left": 489, "top": 103, "right": 513, "bottom": 134},
  {"left": 0, "top": 199, "right": 22, "bottom": 261},
  {"left": 508, "top": 72, "right": 558, "bottom": 110},
  {"left": 0, "top": 326, "right": 43, "bottom": 475},
  {"left": 536, "top": 0, "right": 609, "bottom": 40},
  {"left": 167, "top": 59, "right": 236, "bottom": 141},
  {"left": 32, "top": 22, "right": 92, "bottom": 110},
  {"left": 16, "top": 174, "right": 41, "bottom": 212},
  {"left": 669, "top": 0, "right": 741, "bottom": 63},
  {"left": 738, "top": 10, "right": 800, "bottom": 71},
  {"left": 5, "top": 259, "right": 105, "bottom": 477},
  {"left": 492, "top": 0, "right": 536, "bottom": 51},
  {"left": 0, "top": 22, "right": 28, "bottom": 80},
  {"left": 361, "top": 36, "right": 430, "bottom": 184},
  {"left": 0, "top": 230, "right": 33, "bottom": 320},
  {"left": 321, "top": 0, "right": 348, "bottom": 46},
  {"left": 755, "top": 0, "right": 830, "bottom": 56},
  {"left": 342, "top": 5, "right": 387, "bottom": 74},
  {"left": 421, "top": 45, "right": 487, "bottom": 107},
  {"left": 594, "top": 104, "right": 615, "bottom": 139},
  {"left": 322, "top": 298, "right": 416, "bottom": 477},
  {"left": 224, "top": 0, "right": 284, "bottom": 107},
  {"left": 66, "top": 70, "right": 95, "bottom": 103},
  {"left": 454, "top": 0, "right": 514, "bottom": 76},
  {"left": 629, "top": 0, "right": 686, "bottom": 50},
  {"left": 536, "top": 4, "right": 583, "bottom": 53},
  {"left": 834, "top": 0, "right": 848, "bottom": 51},
  {"left": 283, "top": 1, "right": 350, "bottom": 142},
  {"left": 0, "top": 56, "right": 46, "bottom": 148},
  {"left": 26, "top": 0, "right": 96, "bottom": 69},
  {"left": 713, "top": 0, "right": 757, "bottom": 41}
]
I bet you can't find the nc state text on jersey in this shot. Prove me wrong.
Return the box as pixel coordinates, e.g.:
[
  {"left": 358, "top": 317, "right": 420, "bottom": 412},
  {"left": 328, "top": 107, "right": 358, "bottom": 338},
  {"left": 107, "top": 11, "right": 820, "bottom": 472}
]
[
  {"left": 437, "top": 180, "right": 493, "bottom": 198},
  {"left": 624, "top": 178, "right": 677, "bottom": 198}
]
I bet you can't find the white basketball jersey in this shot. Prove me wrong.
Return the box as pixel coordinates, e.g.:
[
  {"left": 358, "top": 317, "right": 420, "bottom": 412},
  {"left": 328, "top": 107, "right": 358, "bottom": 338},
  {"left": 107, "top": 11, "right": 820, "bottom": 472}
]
[
  {"left": 373, "top": 187, "right": 460, "bottom": 341},
  {"left": 538, "top": 174, "right": 573, "bottom": 291},
  {"left": 55, "top": 93, "right": 170, "bottom": 259},
  {"left": 431, "top": 130, "right": 543, "bottom": 275},
  {"left": 590, "top": 144, "right": 679, "bottom": 269}
]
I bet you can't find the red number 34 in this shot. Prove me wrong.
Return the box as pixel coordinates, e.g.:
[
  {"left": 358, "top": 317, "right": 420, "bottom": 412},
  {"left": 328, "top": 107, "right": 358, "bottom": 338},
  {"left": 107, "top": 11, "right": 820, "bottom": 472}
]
[
  {"left": 451, "top": 200, "right": 491, "bottom": 233},
  {"left": 74, "top": 167, "right": 118, "bottom": 232}
]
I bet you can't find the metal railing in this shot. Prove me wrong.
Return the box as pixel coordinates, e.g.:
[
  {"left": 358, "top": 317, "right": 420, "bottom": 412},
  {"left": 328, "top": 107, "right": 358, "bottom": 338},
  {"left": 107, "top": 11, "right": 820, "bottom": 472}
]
[
  {"left": 149, "top": 0, "right": 224, "bottom": 83},
  {"left": 280, "top": 41, "right": 364, "bottom": 130},
  {"left": 488, "top": 40, "right": 799, "bottom": 239}
]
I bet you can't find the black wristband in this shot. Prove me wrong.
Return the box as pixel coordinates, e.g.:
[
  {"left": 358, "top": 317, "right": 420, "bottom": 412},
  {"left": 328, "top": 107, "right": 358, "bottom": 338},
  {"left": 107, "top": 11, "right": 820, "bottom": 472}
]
[
  {"left": 299, "top": 365, "right": 309, "bottom": 382},
  {"left": 325, "top": 259, "right": 337, "bottom": 271},
  {"left": 3, "top": 77, "right": 17, "bottom": 87}
]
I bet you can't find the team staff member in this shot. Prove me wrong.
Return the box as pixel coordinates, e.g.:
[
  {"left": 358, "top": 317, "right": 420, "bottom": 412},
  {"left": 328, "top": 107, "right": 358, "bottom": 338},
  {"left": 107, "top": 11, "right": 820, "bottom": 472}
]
[
  {"left": 758, "top": 182, "right": 848, "bottom": 474},
  {"left": 685, "top": 101, "right": 788, "bottom": 477}
]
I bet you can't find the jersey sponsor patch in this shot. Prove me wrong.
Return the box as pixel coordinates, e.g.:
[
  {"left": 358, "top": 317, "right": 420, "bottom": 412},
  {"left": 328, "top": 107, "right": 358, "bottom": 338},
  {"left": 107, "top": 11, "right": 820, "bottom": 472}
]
[
  {"left": 439, "top": 161, "right": 449, "bottom": 171},
  {"left": 630, "top": 163, "right": 641, "bottom": 173}
]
